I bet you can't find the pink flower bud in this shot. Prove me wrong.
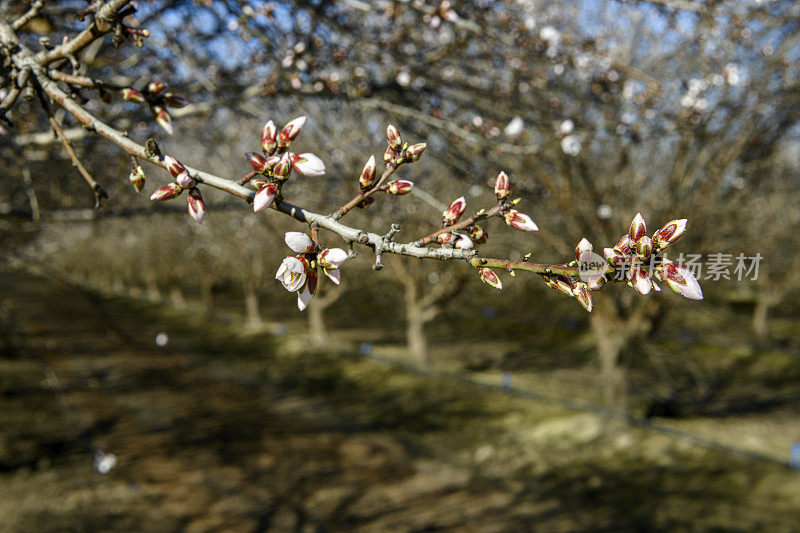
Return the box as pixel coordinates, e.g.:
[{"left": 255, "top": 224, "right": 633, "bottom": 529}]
[
  {"left": 285, "top": 232, "right": 315, "bottom": 254},
  {"left": 628, "top": 212, "right": 647, "bottom": 242},
  {"left": 586, "top": 273, "right": 607, "bottom": 291},
  {"left": 187, "top": 188, "right": 206, "bottom": 224},
  {"left": 467, "top": 225, "right": 488, "bottom": 244},
  {"left": 478, "top": 268, "right": 502, "bottom": 289},
  {"left": 603, "top": 247, "right": 628, "bottom": 267},
  {"left": 386, "top": 180, "right": 414, "bottom": 195},
  {"left": 575, "top": 237, "right": 593, "bottom": 263},
  {"left": 442, "top": 196, "right": 467, "bottom": 226},
  {"left": 636, "top": 235, "right": 652, "bottom": 260},
  {"left": 164, "top": 155, "right": 186, "bottom": 178},
  {"left": 454, "top": 235, "right": 474, "bottom": 249},
  {"left": 147, "top": 81, "right": 166, "bottom": 95},
  {"left": 273, "top": 152, "right": 292, "bottom": 180},
  {"left": 262, "top": 120, "right": 277, "bottom": 154},
  {"left": 405, "top": 142, "right": 426, "bottom": 162},
  {"left": 627, "top": 265, "right": 652, "bottom": 295},
  {"left": 318, "top": 248, "right": 348, "bottom": 270},
  {"left": 150, "top": 182, "right": 182, "bottom": 201},
  {"left": 658, "top": 262, "right": 703, "bottom": 300},
  {"left": 129, "top": 163, "right": 145, "bottom": 193},
  {"left": 163, "top": 93, "right": 188, "bottom": 108},
  {"left": 572, "top": 282, "right": 593, "bottom": 312},
  {"left": 175, "top": 171, "right": 195, "bottom": 189},
  {"left": 357, "top": 196, "right": 375, "bottom": 209},
  {"left": 247, "top": 152, "right": 269, "bottom": 174},
  {"left": 253, "top": 183, "right": 277, "bottom": 212},
  {"left": 652, "top": 219, "right": 688, "bottom": 250},
  {"left": 122, "top": 88, "right": 145, "bottom": 103},
  {"left": 494, "top": 171, "right": 510, "bottom": 200},
  {"left": 386, "top": 124, "right": 402, "bottom": 150},
  {"left": 359, "top": 155, "right": 377, "bottom": 191},
  {"left": 153, "top": 106, "right": 173, "bottom": 135},
  {"left": 278, "top": 116, "right": 306, "bottom": 145},
  {"left": 383, "top": 147, "right": 395, "bottom": 164},
  {"left": 291, "top": 153, "right": 326, "bottom": 177},
  {"left": 503, "top": 210, "right": 538, "bottom": 231},
  {"left": 614, "top": 234, "right": 631, "bottom": 254}
]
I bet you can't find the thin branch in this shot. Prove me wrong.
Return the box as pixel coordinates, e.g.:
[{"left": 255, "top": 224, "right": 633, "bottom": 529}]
[
  {"left": 333, "top": 162, "right": 398, "bottom": 219},
  {"left": 11, "top": 0, "right": 45, "bottom": 31},
  {"left": 416, "top": 204, "right": 502, "bottom": 246}
]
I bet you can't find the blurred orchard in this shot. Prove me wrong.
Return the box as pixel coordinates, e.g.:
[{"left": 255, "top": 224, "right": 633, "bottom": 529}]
[{"left": 1, "top": 0, "right": 799, "bottom": 415}]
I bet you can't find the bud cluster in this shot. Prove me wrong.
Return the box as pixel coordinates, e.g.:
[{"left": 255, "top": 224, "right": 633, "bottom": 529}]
[
  {"left": 383, "top": 124, "right": 426, "bottom": 166},
  {"left": 149, "top": 156, "right": 206, "bottom": 224},
  {"left": 121, "top": 81, "right": 188, "bottom": 136},
  {"left": 244, "top": 117, "right": 326, "bottom": 212}
]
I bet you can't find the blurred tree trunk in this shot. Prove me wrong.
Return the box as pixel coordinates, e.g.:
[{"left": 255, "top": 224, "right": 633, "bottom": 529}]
[
  {"left": 405, "top": 289, "right": 429, "bottom": 367},
  {"left": 307, "top": 277, "right": 342, "bottom": 346},
  {"left": 589, "top": 296, "right": 661, "bottom": 412},
  {"left": 170, "top": 286, "right": 186, "bottom": 307},
  {"left": 146, "top": 276, "right": 161, "bottom": 302},
  {"left": 244, "top": 283, "right": 261, "bottom": 327},
  {"left": 753, "top": 289, "right": 780, "bottom": 342},
  {"left": 199, "top": 276, "right": 214, "bottom": 311}
]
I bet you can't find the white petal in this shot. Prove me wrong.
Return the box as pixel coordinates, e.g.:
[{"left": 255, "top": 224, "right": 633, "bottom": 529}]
[
  {"left": 326, "top": 269, "right": 341, "bottom": 285},
  {"left": 254, "top": 186, "right": 276, "bottom": 212},
  {"left": 297, "top": 284, "right": 313, "bottom": 311},
  {"left": 321, "top": 248, "right": 348, "bottom": 268},
  {"left": 285, "top": 232, "right": 314, "bottom": 253},
  {"left": 275, "top": 263, "right": 288, "bottom": 280},
  {"left": 293, "top": 153, "right": 326, "bottom": 177}
]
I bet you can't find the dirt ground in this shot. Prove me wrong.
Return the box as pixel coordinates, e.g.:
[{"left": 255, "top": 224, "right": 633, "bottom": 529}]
[{"left": 1, "top": 270, "right": 800, "bottom": 532}]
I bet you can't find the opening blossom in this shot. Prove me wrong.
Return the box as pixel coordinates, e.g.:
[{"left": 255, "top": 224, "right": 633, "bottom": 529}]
[{"left": 276, "top": 231, "right": 347, "bottom": 310}]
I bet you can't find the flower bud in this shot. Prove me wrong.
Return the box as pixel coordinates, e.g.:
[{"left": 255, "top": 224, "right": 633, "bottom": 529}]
[
  {"left": 478, "top": 268, "right": 502, "bottom": 290},
  {"left": 572, "top": 282, "right": 593, "bottom": 312},
  {"left": 652, "top": 219, "right": 688, "bottom": 250},
  {"left": 318, "top": 248, "right": 348, "bottom": 270},
  {"left": 603, "top": 247, "right": 628, "bottom": 267},
  {"left": 150, "top": 182, "right": 182, "bottom": 201},
  {"left": 494, "top": 171, "right": 510, "bottom": 200},
  {"left": 503, "top": 210, "right": 538, "bottom": 231},
  {"left": 386, "top": 124, "right": 402, "bottom": 150},
  {"left": 586, "top": 273, "right": 607, "bottom": 291},
  {"left": 122, "top": 88, "right": 145, "bottom": 103},
  {"left": 262, "top": 120, "right": 278, "bottom": 154},
  {"left": 628, "top": 212, "right": 647, "bottom": 242},
  {"left": 627, "top": 265, "right": 652, "bottom": 295},
  {"left": 187, "top": 188, "right": 206, "bottom": 224},
  {"left": 575, "top": 237, "right": 593, "bottom": 263},
  {"left": 547, "top": 275, "right": 575, "bottom": 297},
  {"left": 454, "top": 234, "right": 474, "bottom": 249},
  {"left": 405, "top": 142, "right": 426, "bottom": 162},
  {"left": 253, "top": 183, "right": 278, "bottom": 212},
  {"left": 359, "top": 155, "right": 377, "bottom": 191},
  {"left": 146, "top": 81, "right": 166, "bottom": 95},
  {"left": 386, "top": 180, "right": 414, "bottom": 195},
  {"left": 175, "top": 171, "right": 195, "bottom": 189},
  {"left": 442, "top": 196, "right": 467, "bottom": 226},
  {"left": 164, "top": 156, "right": 186, "bottom": 178},
  {"left": 383, "top": 147, "right": 395, "bottom": 164},
  {"left": 636, "top": 235, "right": 652, "bottom": 260},
  {"left": 278, "top": 116, "right": 306, "bottom": 145},
  {"left": 129, "top": 163, "right": 145, "bottom": 193},
  {"left": 437, "top": 232, "right": 453, "bottom": 245},
  {"left": 247, "top": 152, "right": 269, "bottom": 174},
  {"left": 153, "top": 106, "right": 173, "bottom": 135},
  {"left": 291, "top": 152, "right": 326, "bottom": 177},
  {"left": 250, "top": 178, "right": 269, "bottom": 190},
  {"left": 467, "top": 225, "right": 488, "bottom": 244},
  {"left": 614, "top": 234, "right": 631, "bottom": 254},
  {"left": 357, "top": 196, "right": 374, "bottom": 209},
  {"left": 162, "top": 93, "right": 188, "bottom": 108},
  {"left": 273, "top": 152, "right": 292, "bottom": 180},
  {"left": 657, "top": 262, "right": 703, "bottom": 300}
]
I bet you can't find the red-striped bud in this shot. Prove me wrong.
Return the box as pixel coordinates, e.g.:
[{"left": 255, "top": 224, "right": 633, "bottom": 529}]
[
  {"left": 575, "top": 237, "right": 593, "bottom": 263},
  {"left": 478, "top": 268, "right": 502, "bottom": 290},
  {"left": 247, "top": 152, "right": 269, "bottom": 174},
  {"left": 386, "top": 124, "right": 402, "bottom": 150},
  {"left": 503, "top": 210, "right": 538, "bottom": 231},
  {"left": 129, "top": 163, "right": 145, "bottom": 193},
  {"left": 153, "top": 106, "right": 173, "bottom": 135},
  {"left": 442, "top": 196, "right": 467, "bottom": 226},
  {"left": 405, "top": 142, "right": 426, "bottom": 162},
  {"left": 386, "top": 180, "right": 414, "bottom": 195},
  {"left": 359, "top": 155, "right": 377, "bottom": 191},
  {"left": 278, "top": 116, "right": 306, "bottom": 146},
  {"left": 262, "top": 120, "right": 277, "bottom": 154},
  {"left": 291, "top": 153, "right": 326, "bottom": 177},
  {"left": 383, "top": 147, "right": 395, "bottom": 164},
  {"left": 146, "top": 81, "right": 166, "bottom": 95},
  {"left": 572, "top": 282, "right": 593, "bottom": 312},
  {"left": 164, "top": 156, "right": 187, "bottom": 178},
  {"left": 150, "top": 182, "right": 182, "bottom": 201},
  {"left": 656, "top": 262, "right": 703, "bottom": 300},
  {"left": 614, "top": 234, "right": 631, "bottom": 254},
  {"left": 254, "top": 183, "right": 278, "bottom": 212},
  {"left": 653, "top": 219, "right": 688, "bottom": 250},
  {"left": 494, "top": 171, "right": 510, "bottom": 200},
  {"left": 603, "top": 247, "right": 628, "bottom": 267},
  {"left": 187, "top": 188, "right": 206, "bottom": 224},
  {"left": 628, "top": 212, "right": 647, "bottom": 242},
  {"left": 636, "top": 235, "right": 652, "bottom": 260},
  {"left": 163, "top": 93, "right": 188, "bottom": 108},
  {"left": 250, "top": 178, "right": 269, "bottom": 190},
  {"left": 546, "top": 275, "right": 575, "bottom": 297},
  {"left": 273, "top": 152, "right": 292, "bottom": 180},
  {"left": 627, "top": 265, "right": 652, "bottom": 295},
  {"left": 122, "top": 88, "right": 145, "bottom": 103}
]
